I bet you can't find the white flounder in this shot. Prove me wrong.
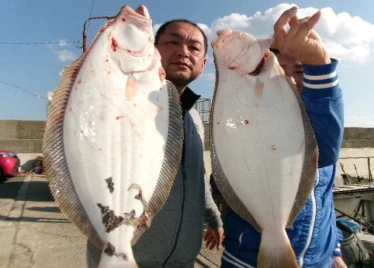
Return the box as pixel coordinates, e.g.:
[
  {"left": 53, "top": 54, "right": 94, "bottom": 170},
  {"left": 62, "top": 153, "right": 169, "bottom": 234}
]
[
  {"left": 43, "top": 5, "right": 183, "bottom": 267},
  {"left": 210, "top": 29, "right": 318, "bottom": 267}
]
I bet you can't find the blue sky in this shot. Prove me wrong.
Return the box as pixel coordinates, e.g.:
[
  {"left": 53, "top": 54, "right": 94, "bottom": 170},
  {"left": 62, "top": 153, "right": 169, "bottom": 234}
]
[{"left": 1, "top": 0, "right": 374, "bottom": 127}]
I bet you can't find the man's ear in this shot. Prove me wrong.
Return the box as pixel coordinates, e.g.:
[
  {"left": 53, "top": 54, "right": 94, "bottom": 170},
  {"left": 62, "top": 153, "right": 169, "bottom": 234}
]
[{"left": 201, "top": 57, "right": 207, "bottom": 74}]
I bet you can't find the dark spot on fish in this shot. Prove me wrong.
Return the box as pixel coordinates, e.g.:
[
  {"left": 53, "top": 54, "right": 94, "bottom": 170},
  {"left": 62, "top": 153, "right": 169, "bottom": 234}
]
[
  {"left": 119, "top": 253, "right": 128, "bottom": 260},
  {"left": 135, "top": 192, "right": 142, "bottom": 201},
  {"left": 104, "top": 242, "right": 128, "bottom": 260},
  {"left": 105, "top": 177, "right": 114, "bottom": 193},
  {"left": 77, "top": 79, "right": 82, "bottom": 84},
  {"left": 121, "top": 17, "right": 126, "bottom": 22},
  {"left": 111, "top": 38, "right": 118, "bottom": 52},
  {"left": 124, "top": 209, "right": 136, "bottom": 219},
  {"left": 127, "top": 49, "right": 132, "bottom": 53},
  {"left": 104, "top": 242, "right": 116, "bottom": 256},
  {"left": 97, "top": 203, "right": 124, "bottom": 232},
  {"left": 116, "top": 115, "right": 124, "bottom": 120},
  {"left": 217, "top": 122, "right": 220, "bottom": 125},
  {"left": 229, "top": 66, "right": 239, "bottom": 70},
  {"left": 138, "top": 211, "right": 151, "bottom": 228},
  {"left": 271, "top": 145, "right": 277, "bottom": 151},
  {"left": 243, "top": 120, "right": 250, "bottom": 125}
]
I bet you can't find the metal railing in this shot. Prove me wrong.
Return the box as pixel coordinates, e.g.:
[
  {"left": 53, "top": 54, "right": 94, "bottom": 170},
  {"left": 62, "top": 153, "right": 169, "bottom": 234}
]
[
  {"left": 194, "top": 98, "right": 212, "bottom": 123},
  {"left": 339, "top": 156, "right": 374, "bottom": 184}
]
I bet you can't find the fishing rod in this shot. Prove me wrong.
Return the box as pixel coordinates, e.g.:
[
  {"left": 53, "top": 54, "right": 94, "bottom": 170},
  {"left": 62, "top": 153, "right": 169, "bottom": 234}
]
[{"left": 82, "top": 15, "right": 115, "bottom": 53}]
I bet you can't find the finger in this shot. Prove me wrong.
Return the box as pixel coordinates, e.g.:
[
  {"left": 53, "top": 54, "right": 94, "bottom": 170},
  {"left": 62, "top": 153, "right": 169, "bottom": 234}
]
[
  {"left": 295, "top": 10, "right": 322, "bottom": 38},
  {"left": 274, "top": 6, "right": 298, "bottom": 38}
]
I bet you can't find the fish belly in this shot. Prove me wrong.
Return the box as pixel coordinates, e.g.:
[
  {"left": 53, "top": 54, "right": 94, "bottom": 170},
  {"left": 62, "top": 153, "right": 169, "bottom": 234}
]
[
  {"left": 212, "top": 70, "right": 305, "bottom": 227},
  {"left": 44, "top": 5, "right": 183, "bottom": 268},
  {"left": 64, "top": 46, "right": 169, "bottom": 258}
]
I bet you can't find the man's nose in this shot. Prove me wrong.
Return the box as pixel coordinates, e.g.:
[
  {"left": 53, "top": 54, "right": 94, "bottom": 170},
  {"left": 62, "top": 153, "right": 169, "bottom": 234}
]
[{"left": 176, "top": 44, "right": 189, "bottom": 57}]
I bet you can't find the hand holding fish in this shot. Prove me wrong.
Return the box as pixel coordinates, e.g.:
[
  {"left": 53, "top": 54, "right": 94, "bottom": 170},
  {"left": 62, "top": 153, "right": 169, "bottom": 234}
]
[
  {"left": 204, "top": 227, "right": 224, "bottom": 250},
  {"left": 332, "top": 256, "right": 348, "bottom": 268},
  {"left": 273, "top": 6, "right": 331, "bottom": 65}
]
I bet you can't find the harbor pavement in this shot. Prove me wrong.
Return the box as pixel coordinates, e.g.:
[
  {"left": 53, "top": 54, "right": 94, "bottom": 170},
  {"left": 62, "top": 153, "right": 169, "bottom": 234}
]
[{"left": 0, "top": 174, "right": 222, "bottom": 268}]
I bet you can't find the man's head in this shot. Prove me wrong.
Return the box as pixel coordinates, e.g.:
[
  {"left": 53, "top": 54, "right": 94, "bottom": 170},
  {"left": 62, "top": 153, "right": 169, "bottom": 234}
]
[
  {"left": 271, "top": 48, "right": 304, "bottom": 93},
  {"left": 155, "top": 20, "right": 207, "bottom": 94}
]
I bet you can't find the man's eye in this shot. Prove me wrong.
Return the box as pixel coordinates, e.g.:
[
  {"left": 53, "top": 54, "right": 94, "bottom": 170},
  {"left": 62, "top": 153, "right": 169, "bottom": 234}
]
[{"left": 167, "top": 41, "right": 179, "bottom": 45}]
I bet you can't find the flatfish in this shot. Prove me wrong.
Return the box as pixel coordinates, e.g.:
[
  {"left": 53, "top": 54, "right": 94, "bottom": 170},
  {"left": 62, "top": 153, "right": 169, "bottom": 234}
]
[
  {"left": 210, "top": 29, "right": 318, "bottom": 267},
  {"left": 43, "top": 5, "right": 183, "bottom": 267}
]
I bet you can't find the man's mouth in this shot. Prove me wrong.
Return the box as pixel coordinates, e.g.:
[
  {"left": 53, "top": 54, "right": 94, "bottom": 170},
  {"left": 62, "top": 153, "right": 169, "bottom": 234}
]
[{"left": 172, "top": 62, "right": 191, "bottom": 69}]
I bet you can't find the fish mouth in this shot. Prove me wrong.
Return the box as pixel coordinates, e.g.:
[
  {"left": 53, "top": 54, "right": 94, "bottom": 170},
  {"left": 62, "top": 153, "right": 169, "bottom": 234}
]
[
  {"left": 211, "top": 28, "right": 233, "bottom": 48},
  {"left": 122, "top": 5, "right": 151, "bottom": 20},
  {"left": 135, "top": 5, "right": 150, "bottom": 19}
]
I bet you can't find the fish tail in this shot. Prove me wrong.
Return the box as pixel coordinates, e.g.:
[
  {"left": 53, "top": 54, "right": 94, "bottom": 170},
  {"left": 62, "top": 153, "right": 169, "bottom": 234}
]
[{"left": 257, "top": 229, "right": 298, "bottom": 268}]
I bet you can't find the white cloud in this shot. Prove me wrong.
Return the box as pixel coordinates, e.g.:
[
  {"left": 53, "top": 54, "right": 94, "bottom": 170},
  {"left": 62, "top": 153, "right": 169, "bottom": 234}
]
[
  {"left": 345, "top": 115, "right": 374, "bottom": 127},
  {"left": 201, "top": 72, "right": 215, "bottom": 83},
  {"left": 203, "top": 4, "right": 374, "bottom": 63},
  {"left": 58, "top": 39, "right": 70, "bottom": 47},
  {"left": 56, "top": 49, "right": 76, "bottom": 62},
  {"left": 47, "top": 39, "right": 77, "bottom": 62},
  {"left": 153, "top": 24, "right": 161, "bottom": 35}
]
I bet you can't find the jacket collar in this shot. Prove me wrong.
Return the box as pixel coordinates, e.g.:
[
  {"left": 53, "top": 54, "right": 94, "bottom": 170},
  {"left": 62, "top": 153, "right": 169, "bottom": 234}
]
[{"left": 180, "top": 87, "right": 200, "bottom": 115}]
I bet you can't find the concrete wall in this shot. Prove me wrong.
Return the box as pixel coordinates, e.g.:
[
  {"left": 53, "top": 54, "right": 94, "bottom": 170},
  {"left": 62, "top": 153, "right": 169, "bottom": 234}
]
[
  {"left": 0, "top": 120, "right": 373, "bottom": 169},
  {"left": 342, "top": 128, "right": 374, "bottom": 148},
  {"left": 1, "top": 120, "right": 374, "bottom": 153},
  {"left": 0, "top": 120, "right": 45, "bottom": 153}
]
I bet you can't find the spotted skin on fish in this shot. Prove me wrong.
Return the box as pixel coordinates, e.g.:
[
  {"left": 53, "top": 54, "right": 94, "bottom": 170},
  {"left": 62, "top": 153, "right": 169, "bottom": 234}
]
[
  {"left": 43, "top": 5, "right": 183, "bottom": 267},
  {"left": 210, "top": 29, "right": 318, "bottom": 267}
]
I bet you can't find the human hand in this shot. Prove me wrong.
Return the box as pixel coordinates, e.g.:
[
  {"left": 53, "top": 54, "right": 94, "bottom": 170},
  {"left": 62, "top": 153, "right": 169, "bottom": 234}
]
[
  {"left": 204, "top": 227, "right": 224, "bottom": 250},
  {"left": 272, "top": 6, "right": 331, "bottom": 65},
  {"left": 331, "top": 256, "right": 348, "bottom": 268}
]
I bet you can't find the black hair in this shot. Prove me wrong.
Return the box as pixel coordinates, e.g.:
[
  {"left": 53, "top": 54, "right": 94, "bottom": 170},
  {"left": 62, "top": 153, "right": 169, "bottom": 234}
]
[{"left": 155, "top": 19, "right": 208, "bottom": 56}]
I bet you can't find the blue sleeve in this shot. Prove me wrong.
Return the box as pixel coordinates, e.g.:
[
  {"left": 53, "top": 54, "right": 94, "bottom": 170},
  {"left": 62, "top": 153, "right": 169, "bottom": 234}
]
[
  {"left": 333, "top": 223, "right": 343, "bottom": 257},
  {"left": 301, "top": 59, "right": 344, "bottom": 168}
]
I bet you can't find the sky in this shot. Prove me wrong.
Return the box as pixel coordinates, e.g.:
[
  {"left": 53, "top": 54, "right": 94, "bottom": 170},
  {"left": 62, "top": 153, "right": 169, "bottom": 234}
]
[{"left": 1, "top": 0, "right": 374, "bottom": 127}]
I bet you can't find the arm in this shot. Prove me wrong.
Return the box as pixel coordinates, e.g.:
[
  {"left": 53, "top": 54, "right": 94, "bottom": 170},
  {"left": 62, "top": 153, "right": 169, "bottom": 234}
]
[
  {"left": 301, "top": 60, "right": 344, "bottom": 167},
  {"left": 274, "top": 7, "right": 345, "bottom": 264},
  {"left": 204, "top": 173, "right": 224, "bottom": 250},
  {"left": 273, "top": 6, "right": 344, "bottom": 166}
]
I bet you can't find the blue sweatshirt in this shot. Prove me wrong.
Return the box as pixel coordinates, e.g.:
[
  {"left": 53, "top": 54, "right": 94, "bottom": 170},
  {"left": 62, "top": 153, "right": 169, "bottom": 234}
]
[{"left": 222, "top": 59, "right": 344, "bottom": 268}]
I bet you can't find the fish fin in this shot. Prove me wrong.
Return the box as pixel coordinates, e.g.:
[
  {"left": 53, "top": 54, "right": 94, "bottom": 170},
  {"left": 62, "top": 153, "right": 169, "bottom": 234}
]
[
  {"left": 254, "top": 78, "right": 264, "bottom": 98},
  {"left": 287, "top": 77, "right": 318, "bottom": 226},
  {"left": 131, "top": 80, "right": 183, "bottom": 244},
  {"left": 126, "top": 74, "right": 139, "bottom": 100},
  {"left": 43, "top": 56, "right": 104, "bottom": 249},
  {"left": 257, "top": 229, "right": 298, "bottom": 268}
]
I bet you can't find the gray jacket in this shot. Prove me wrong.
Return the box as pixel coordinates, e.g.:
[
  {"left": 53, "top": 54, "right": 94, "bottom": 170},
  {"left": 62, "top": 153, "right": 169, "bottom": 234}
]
[{"left": 132, "top": 88, "right": 223, "bottom": 267}]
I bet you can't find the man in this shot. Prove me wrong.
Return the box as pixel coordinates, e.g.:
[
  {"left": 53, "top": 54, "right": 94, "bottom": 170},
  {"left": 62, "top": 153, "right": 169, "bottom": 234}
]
[
  {"left": 132, "top": 19, "right": 224, "bottom": 267},
  {"left": 87, "top": 19, "right": 224, "bottom": 267},
  {"left": 221, "top": 7, "right": 347, "bottom": 268}
]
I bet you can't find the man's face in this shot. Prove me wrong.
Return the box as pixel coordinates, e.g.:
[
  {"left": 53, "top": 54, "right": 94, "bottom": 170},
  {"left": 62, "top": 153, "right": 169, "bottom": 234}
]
[
  {"left": 276, "top": 53, "right": 303, "bottom": 93},
  {"left": 156, "top": 22, "right": 206, "bottom": 92}
]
